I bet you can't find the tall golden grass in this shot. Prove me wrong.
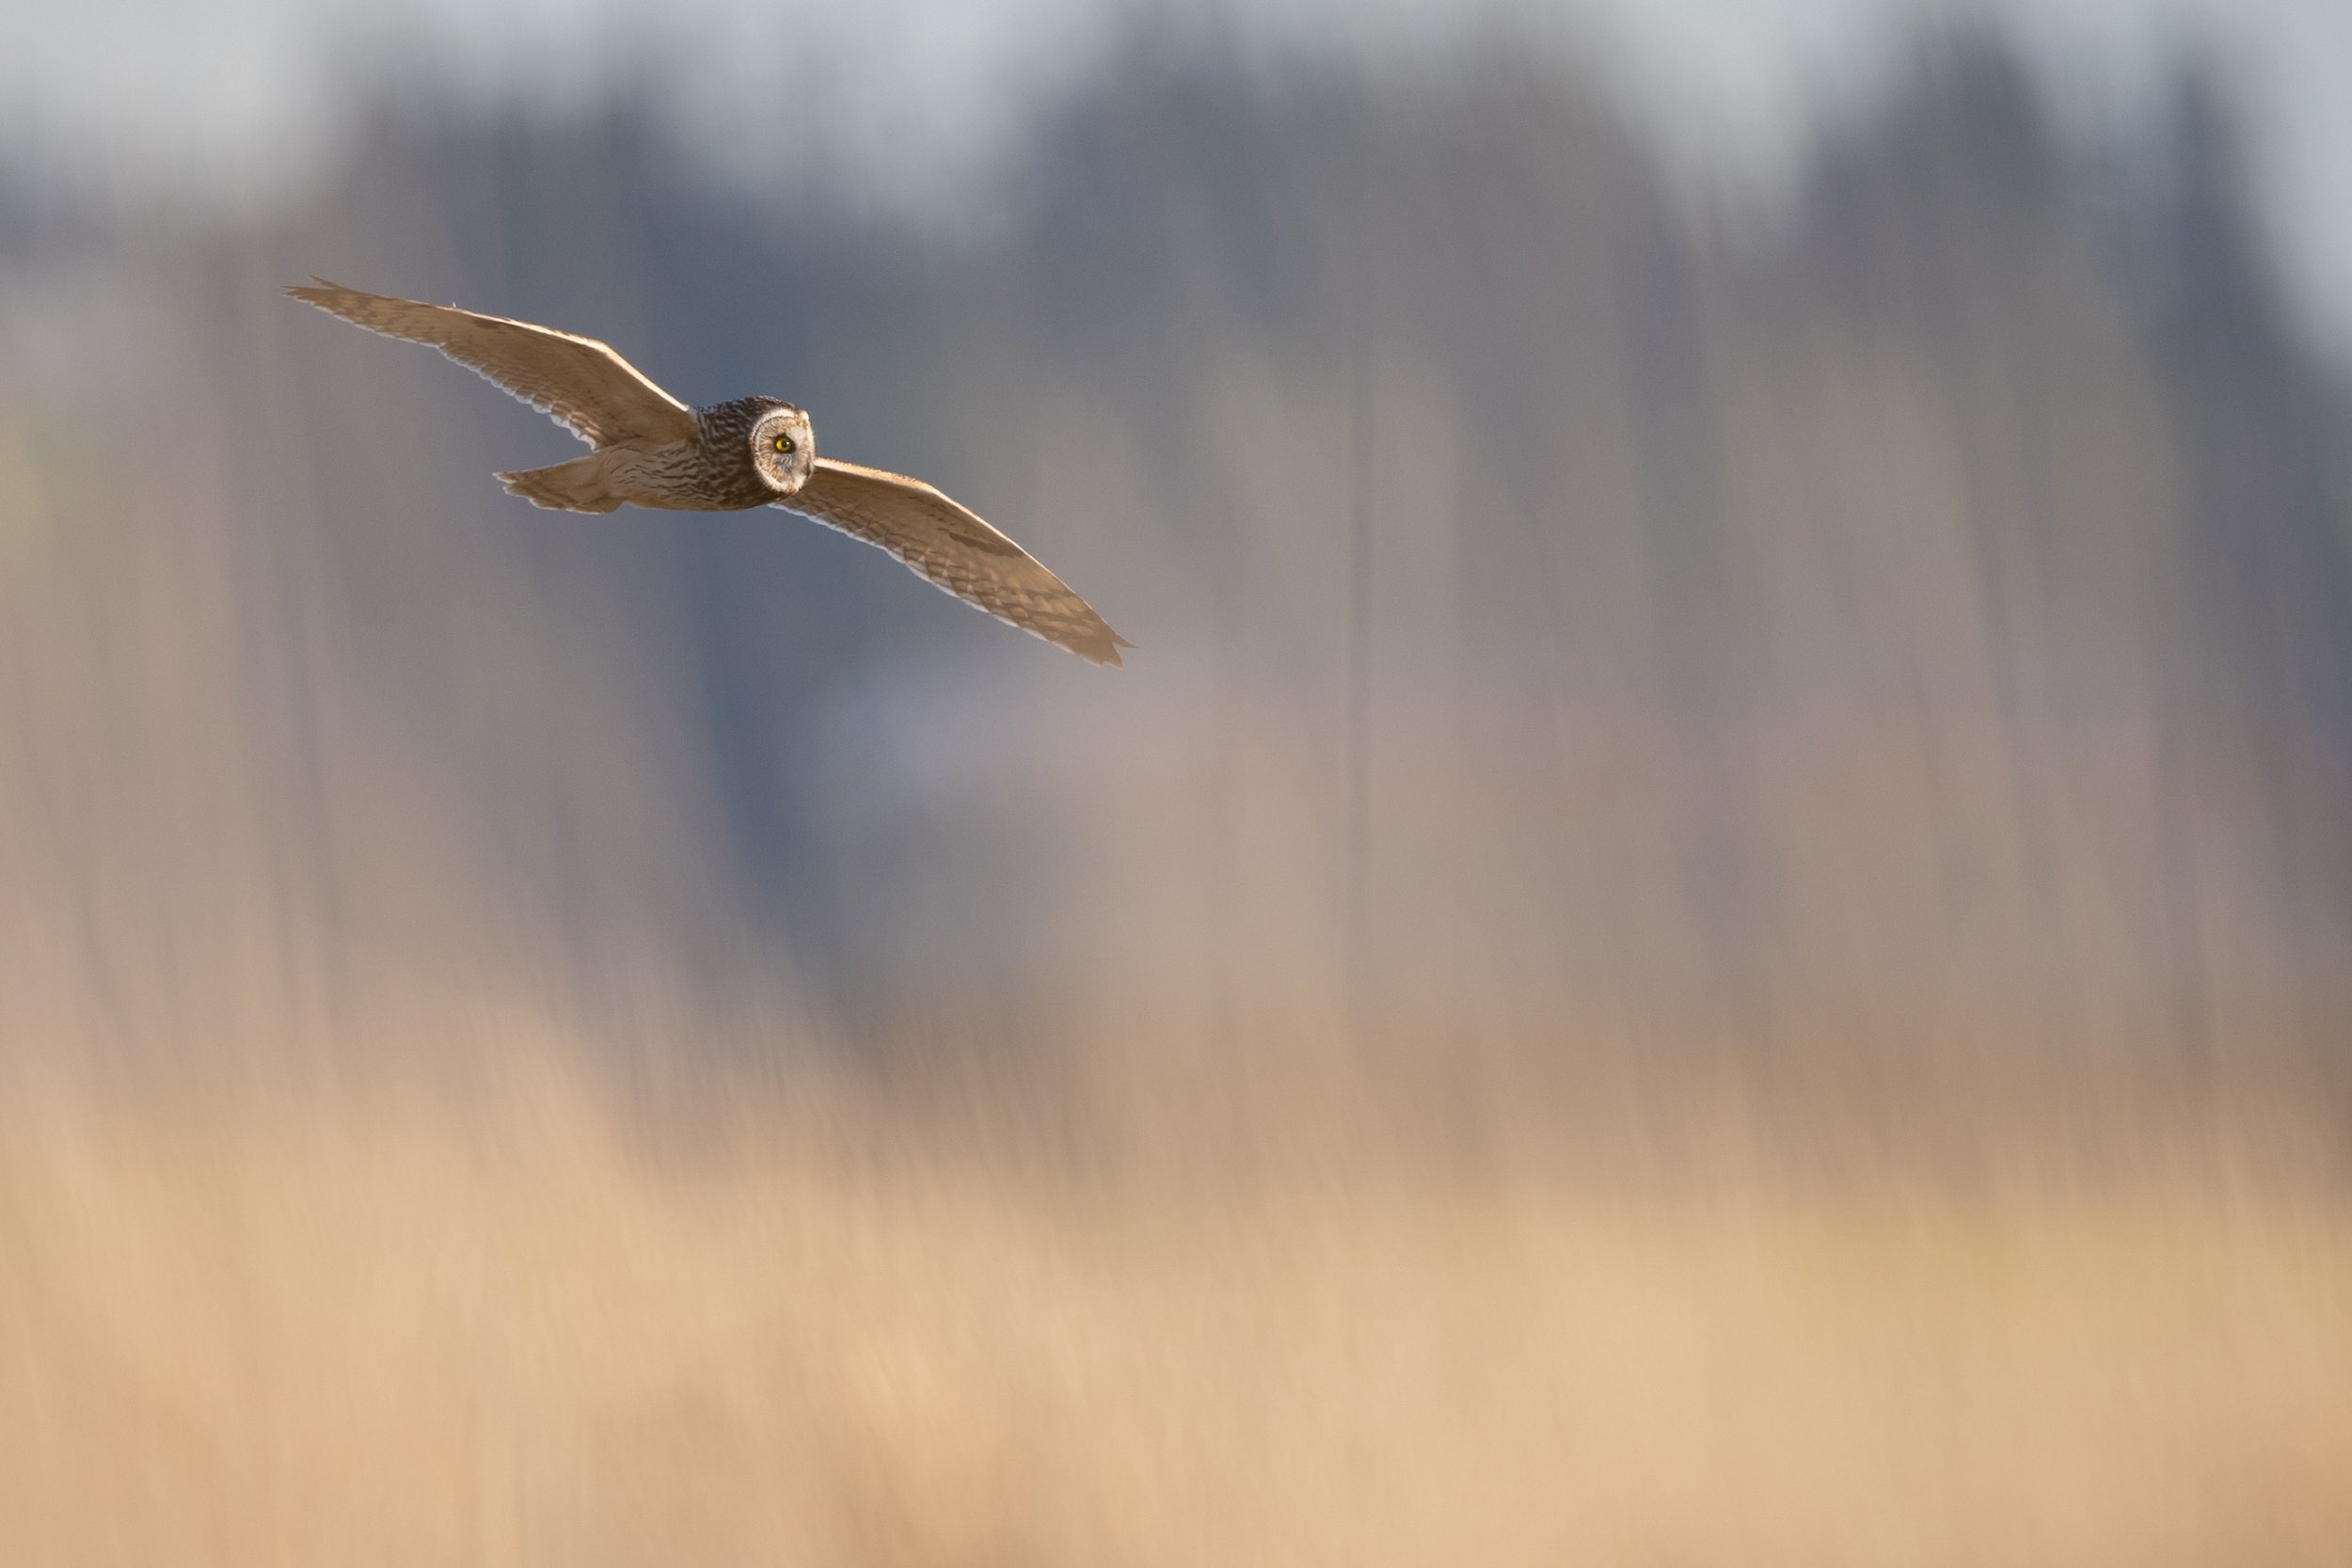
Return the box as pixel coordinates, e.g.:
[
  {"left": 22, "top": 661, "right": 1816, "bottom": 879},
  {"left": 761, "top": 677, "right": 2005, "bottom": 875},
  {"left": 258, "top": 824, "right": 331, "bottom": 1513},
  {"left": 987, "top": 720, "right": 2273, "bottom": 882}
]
[{"left": 3, "top": 1022, "right": 2346, "bottom": 1567}]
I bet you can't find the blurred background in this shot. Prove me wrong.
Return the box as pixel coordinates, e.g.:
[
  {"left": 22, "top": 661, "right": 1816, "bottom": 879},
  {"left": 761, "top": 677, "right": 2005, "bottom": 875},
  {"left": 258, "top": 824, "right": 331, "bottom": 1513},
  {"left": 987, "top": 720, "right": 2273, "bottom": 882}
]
[{"left": 3, "top": 1, "right": 2350, "bottom": 1562}]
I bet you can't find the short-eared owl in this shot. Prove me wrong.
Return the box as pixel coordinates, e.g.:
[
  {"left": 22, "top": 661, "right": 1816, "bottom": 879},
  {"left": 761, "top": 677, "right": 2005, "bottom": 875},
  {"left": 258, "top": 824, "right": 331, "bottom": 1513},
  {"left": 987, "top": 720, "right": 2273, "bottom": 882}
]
[{"left": 286, "top": 280, "right": 1129, "bottom": 665}]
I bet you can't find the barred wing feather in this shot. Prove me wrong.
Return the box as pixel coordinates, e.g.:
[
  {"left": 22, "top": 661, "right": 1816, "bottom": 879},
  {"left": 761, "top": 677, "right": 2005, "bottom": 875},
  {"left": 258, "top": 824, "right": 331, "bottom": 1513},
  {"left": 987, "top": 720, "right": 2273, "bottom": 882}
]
[
  {"left": 284, "top": 279, "right": 697, "bottom": 449},
  {"left": 784, "top": 458, "right": 1130, "bottom": 666}
]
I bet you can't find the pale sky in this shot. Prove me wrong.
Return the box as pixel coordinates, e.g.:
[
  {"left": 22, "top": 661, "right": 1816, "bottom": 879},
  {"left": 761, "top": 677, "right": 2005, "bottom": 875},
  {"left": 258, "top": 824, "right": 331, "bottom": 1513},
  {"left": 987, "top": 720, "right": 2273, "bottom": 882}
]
[{"left": 7, "top": 0, "right": 2351, "bottom": 357}]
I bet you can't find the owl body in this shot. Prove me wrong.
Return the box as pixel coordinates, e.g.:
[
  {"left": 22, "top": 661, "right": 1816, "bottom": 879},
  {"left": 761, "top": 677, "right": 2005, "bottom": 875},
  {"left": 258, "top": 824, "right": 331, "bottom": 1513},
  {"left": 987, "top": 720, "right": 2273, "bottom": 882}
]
[
  {"left": 286, "top": 278, "right": 1131, "bottom": 664},
  {"left": 502, "top": 397, "right": 811, "bottom": 514}
]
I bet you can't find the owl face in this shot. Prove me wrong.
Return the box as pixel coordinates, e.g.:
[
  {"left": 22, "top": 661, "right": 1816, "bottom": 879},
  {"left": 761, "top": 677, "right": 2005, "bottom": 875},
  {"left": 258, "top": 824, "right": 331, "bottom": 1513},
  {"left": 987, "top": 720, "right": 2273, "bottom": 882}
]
[{"left": 749, "top": 405, "right": 816, "bottom": 495}]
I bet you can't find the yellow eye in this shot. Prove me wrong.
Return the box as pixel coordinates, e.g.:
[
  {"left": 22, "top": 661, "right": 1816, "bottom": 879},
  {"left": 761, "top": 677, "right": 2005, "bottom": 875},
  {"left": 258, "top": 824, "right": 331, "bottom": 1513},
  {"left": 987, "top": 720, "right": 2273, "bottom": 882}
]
[{"left": 773, "top": 436, "right": 791, "bottom": 453}]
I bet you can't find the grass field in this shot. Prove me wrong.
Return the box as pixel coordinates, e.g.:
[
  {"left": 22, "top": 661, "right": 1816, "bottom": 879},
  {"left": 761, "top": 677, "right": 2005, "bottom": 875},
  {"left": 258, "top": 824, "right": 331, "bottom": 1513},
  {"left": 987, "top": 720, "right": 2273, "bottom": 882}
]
[{"left": 2, "top": 1044, "right": 2347, "bottom": 1567}]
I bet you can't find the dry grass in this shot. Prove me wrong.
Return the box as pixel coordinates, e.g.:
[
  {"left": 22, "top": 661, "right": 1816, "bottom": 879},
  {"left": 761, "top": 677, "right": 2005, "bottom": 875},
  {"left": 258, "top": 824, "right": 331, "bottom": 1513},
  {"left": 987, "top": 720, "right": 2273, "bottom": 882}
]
[{"left": 2, "top": 1050, "right": 2348, "bottom": 1568}]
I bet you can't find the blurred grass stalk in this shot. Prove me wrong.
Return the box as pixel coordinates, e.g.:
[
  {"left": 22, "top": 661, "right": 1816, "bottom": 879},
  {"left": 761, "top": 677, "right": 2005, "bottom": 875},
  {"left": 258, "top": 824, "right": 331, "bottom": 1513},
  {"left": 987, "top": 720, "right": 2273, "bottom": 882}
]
[{"left": 2, "top": 1029, "right": 2347, "bottom": 1566}]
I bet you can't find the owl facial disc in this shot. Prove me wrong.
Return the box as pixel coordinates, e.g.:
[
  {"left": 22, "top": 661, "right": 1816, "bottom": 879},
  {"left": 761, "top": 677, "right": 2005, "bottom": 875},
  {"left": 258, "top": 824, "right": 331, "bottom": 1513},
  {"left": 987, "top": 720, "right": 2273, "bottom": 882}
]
[{"left": 749, "top": 404, "right": 816, "bottom": 495}]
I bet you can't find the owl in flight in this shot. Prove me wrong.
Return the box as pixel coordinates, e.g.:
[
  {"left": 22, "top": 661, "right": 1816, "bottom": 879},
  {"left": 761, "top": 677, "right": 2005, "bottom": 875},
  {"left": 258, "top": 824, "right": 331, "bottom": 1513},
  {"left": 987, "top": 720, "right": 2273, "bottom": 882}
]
[{"left": 285, "top": 280, "right": 1129, "bottom": 665}]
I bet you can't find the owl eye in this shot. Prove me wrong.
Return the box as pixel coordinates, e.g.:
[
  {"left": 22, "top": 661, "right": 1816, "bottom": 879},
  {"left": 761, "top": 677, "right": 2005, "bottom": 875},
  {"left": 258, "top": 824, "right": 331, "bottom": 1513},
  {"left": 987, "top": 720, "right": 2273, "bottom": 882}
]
[{"left": 773, "top": 436, "right": 794, "bottom": 454}]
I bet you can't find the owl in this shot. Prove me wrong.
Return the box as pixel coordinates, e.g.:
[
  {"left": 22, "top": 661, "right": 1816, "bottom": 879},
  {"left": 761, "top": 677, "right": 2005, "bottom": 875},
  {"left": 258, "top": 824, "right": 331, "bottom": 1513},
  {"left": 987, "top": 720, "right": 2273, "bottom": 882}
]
[{"left": 286, "top": 280, "right": 1130, "bottom": 665}]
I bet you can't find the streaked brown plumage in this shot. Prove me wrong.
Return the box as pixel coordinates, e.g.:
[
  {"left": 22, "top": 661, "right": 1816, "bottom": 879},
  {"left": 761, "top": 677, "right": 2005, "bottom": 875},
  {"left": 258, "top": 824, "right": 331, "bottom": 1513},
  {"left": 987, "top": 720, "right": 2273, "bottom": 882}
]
[{"left": 284, "top": 279, "right": 1130, "bottom": 665}]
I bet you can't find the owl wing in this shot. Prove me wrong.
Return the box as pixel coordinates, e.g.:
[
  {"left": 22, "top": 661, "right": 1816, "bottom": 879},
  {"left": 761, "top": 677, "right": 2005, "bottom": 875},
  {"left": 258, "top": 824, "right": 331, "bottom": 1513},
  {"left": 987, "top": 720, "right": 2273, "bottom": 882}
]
[
  {"left": 783, "top": 458, "right": 1131, "bottom": 666},
  {"left": 284, "top": 279, "right": 698, "bottom": 449}
]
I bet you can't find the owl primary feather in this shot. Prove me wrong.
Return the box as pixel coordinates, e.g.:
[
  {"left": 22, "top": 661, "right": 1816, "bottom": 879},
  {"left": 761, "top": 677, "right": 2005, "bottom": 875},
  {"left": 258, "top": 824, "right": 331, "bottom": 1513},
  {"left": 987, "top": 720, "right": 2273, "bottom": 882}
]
[{"left": 285, "top": 279, "right": 1130, "bottom": 666}]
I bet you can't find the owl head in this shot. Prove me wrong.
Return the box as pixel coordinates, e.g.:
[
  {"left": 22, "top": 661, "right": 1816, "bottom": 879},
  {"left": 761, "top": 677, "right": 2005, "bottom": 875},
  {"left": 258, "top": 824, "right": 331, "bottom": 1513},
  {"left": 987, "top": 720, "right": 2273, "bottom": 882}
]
[{"left": 749, "top": 404, "right": 816, "bottom": 495}]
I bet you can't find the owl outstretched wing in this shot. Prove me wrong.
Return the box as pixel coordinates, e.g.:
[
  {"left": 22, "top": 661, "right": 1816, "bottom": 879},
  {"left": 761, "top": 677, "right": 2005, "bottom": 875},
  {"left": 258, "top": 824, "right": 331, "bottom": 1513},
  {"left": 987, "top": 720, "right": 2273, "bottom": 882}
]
[
  {"left": 284, "top": 279, "right": 698, "bottom": 449},
  {"left": 784, "top": 458, "right": 1131, "bottom": 666}
]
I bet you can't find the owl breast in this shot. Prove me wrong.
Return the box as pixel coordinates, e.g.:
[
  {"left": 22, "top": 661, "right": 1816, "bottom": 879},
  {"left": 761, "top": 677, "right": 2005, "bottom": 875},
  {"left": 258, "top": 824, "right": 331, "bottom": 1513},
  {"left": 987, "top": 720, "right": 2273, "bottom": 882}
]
[
  {"left": 683, "top": 438, "right": 780, "bottom": 510},
  {"left": 581, "top": 441, "right": 756, "bottom": 512}
]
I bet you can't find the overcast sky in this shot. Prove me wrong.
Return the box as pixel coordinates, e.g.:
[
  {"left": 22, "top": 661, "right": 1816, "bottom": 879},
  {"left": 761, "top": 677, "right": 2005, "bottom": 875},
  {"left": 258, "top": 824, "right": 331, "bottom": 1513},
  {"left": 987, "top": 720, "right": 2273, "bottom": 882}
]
[{"left": 7, "top": 0, "right": 2351, "bottom": 357}]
